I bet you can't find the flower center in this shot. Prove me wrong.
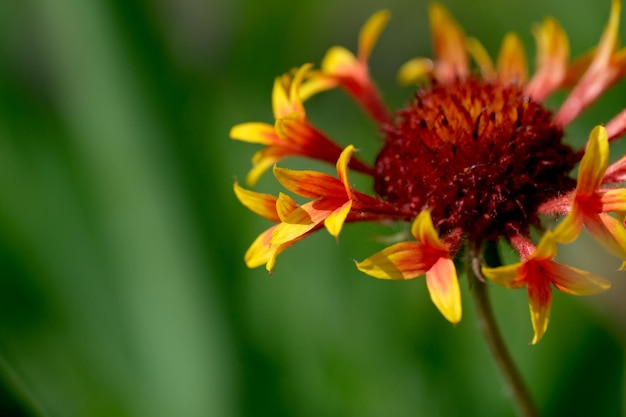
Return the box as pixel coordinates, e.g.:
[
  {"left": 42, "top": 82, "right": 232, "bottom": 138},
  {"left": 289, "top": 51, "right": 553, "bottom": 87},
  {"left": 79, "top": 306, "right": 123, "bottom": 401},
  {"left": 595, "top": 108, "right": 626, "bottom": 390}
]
[{"left": 374, "top": 77, "right": 580, "bottom": 243}]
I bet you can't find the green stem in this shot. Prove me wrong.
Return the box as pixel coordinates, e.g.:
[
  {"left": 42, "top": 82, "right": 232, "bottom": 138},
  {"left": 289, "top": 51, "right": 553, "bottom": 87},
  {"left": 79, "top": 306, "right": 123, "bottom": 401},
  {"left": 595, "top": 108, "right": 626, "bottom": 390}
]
[{"left": 468, "top": 248, "right": 540, "bottom": 417}]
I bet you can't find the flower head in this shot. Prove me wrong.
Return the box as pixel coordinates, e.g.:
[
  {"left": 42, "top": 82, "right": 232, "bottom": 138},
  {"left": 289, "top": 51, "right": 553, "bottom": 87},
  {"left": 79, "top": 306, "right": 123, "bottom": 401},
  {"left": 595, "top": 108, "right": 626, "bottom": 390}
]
[{"left": 233, "top": 2, "right": 626, "bottom": 339}]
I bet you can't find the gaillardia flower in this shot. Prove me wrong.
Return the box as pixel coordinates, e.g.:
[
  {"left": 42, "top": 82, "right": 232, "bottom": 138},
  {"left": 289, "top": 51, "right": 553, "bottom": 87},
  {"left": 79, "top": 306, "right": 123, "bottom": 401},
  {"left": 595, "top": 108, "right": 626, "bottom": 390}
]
[{"left": 232, "top": 1, "right": 626, "bottom": 343}]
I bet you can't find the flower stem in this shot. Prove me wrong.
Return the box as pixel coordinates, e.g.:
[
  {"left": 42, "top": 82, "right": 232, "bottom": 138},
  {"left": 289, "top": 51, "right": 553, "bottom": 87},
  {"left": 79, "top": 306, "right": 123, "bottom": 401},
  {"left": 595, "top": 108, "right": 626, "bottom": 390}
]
[{"left": 468, "top": 248, "right": 540, "bottom": 417}]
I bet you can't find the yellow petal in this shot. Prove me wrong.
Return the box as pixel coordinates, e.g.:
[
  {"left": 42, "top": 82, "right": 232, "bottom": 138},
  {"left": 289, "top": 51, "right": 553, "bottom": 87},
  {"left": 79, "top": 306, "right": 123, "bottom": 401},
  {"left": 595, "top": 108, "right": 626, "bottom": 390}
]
[
  {"left": 397, "top": 57, "right": 434, "bottom": 86},
  {"left": 230, "top": 122, "right": 277, "bottom": 145},
  {"left": 276, "top": 192, "right": 298, "bottom": 222},
  {"left": 245, "top": 227, "right": 277, "bottom": 268},
  {"left": 410, "top": 210, "right": 446, "bottom": 250},
  {"left": 497, "top": 33, "right": 528, "bottom": 84},
  {"left": 577, "top": 126, "right": 609, "bottom": 195},
  {"left": 356, "top": 242, "right": 438, "bottom": 280},
  {"left": 531, "top": 230, "right": 558, "bottom": 260},
  {"left": 247, "top": 149, "right": 281, "bottom": 187},
  {"left": 233, "top": 183, "right": 280, "bottom": 222},
  {"left": 552, "top": 207, "right": 584, "bottom": 244},
  {"left": 324, "top": 200, "right": 352, "bottom": 238},
  {"left": 481, "top": 263, "right": 525, "bottom": 289},
  {"left": 321, "top": 46, "right": 358, "bottom": 76},
  {"left": 425, "top": 257, "right": 461, "bottom": 324},
  {"left": 466, "top": 37, "right": 496, "bottom": 80},
  {"left": 336, "top": 145, "right": 355, "bottom": 198},
  {"left": 358, "top": 10, "right": 390, "bottom": 62},
  {"left": 429, "top": 2, "right": 468, "bottom": 81}
]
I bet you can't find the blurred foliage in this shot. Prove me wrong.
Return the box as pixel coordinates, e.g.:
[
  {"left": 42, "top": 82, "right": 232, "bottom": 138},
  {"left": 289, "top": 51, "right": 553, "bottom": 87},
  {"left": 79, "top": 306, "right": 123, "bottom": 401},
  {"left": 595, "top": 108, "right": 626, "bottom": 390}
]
[{"left": 0, "top": 0, "right": 624, "bottom": 416}]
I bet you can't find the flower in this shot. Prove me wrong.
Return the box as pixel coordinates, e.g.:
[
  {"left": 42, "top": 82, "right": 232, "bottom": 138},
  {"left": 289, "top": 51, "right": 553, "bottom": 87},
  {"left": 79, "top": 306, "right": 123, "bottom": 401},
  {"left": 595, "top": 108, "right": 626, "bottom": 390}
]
[
  {"left": 482, "top": 232, "right": 611, "bottom": 344},
  {"left": 232, "top": 1, "right": 626, "bottom": 341}
]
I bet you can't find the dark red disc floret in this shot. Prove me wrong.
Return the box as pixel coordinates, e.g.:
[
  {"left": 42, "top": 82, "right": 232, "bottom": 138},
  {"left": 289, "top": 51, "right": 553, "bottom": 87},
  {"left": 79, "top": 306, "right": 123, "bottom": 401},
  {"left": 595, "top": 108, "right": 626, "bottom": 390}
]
[{"left": 374, "top": 77, "right": 580, "bottom": 244}]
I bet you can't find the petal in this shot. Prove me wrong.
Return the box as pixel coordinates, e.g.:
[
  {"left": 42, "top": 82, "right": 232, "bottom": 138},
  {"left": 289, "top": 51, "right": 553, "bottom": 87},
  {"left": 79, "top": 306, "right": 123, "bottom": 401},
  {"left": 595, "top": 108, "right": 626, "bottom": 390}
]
[
  {"left": 425, "top": 257, "right": 462, "bottom": 324},
  {"left": 321, "top": 46, "right": 358, "bottom": 76},
  {"left": 428, "top": 2, "right": 468, "bottom": 81},
  {"left": 585, "top": 212, "right": 626, "bottom": 260},
  {"left": 549, "top": 262, "right": 611, "bottom": 295},
  {"left": 336, "top": 145, "right": 355, "bottom": 199},
  {"left": 397, "top": 57, "right": 434, "bottom": 86},
  {"left": 358, "top": 10, "right": 390, "bottom": 62},
  {"left": 233, "top": 183, "right": 280, "bottom": 222},
  {"left": 466, "top": 37, "right": 496, "bottom": 80},
  {"left": 276, "top": 192, "right": 298, "bottom": 222},
  {"left": 531, "top": 230, "right": 558, "bottom": 260},
  {"left": 271, "top": 198, "right": 341, "bottom": 245},
  {"left": 554, "top": 0, "right": 622, "bottom": 126},
  {"left": 410, "top": 210, "right": 446, "bottom": 250},
  {"left": 299, "top": 73, "right": 340, "bottom": 102},
  {"left": 526, "top": 276, "right": 552, "bottom": 345},
  {"left": 552, "top": 206, "right": 584, "bottom": 244},
  {"left": 577, "top": 126, "right": 609, "bottom": 195},
  {"left": 604, "top": 155, "right": 626, "bottom": 184},
  {"left": 600, "top": 189, "right": 626, "bottom": 212},
  {"left": 481, "top": 263, "right": 525, "bottom": 289},
  {"left": 525, "top": 17, "right": 569, "bottom": 100},
  {"left": 324, "top": 200, "right": 352, "bottom": 238},
  {"left": 230, "top": 122, "right": 278, "bottom": 145},
  {"left": 245, "top": 226, "right": 277, "bottom": 268},
  {"left": 273, "top": 166, "right": 345, "bottom": 198},
  {"left": 356, "top": 242, "right": 439, "bottom": 280},
  {"left": 247, "top": 148, "right": 286, "bottom": 187},
  {"left": 272, "top": 64, "right": 312, "bottom": 119},
  {"left": 497, "top": 33, "right": 528, "bottom": 84}
]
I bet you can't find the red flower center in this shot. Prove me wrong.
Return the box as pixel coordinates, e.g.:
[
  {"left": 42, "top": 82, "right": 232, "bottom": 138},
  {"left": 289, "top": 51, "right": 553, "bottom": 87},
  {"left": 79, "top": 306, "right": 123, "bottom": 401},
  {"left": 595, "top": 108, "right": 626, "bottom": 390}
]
[{"left": 374, "top": 77, "right": 580, "bottom": 244}]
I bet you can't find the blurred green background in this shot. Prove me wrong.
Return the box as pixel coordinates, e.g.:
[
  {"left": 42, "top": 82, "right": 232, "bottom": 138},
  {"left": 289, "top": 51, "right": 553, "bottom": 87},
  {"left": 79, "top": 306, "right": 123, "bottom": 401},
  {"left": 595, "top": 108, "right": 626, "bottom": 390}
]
[{"left": 0, "top": 0, "right": 625, "bottom": 416}]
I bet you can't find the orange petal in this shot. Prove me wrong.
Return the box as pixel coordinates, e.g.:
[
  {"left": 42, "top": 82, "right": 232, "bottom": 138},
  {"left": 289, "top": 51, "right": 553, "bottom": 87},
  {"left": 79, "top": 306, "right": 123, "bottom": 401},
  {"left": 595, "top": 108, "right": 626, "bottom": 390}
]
[
  {"left": 585, "top": 212, "right": 626, "bottom": 260},
  {"left": 324, "top": 200, "right": 352, "bottom": 238},
  {"left": 356, "top": 242, "right": 439, "bottom": 280},
  {"left": 428, "top": 2, "right": 468, "bottom": 81},
  {"left": 247, "top": 147, "right": 288, "bottom": 186},
  {"left": 601, "top": 189, "right": 626, "bottom": 212},
  {"left": 525, "top": 17, "right": 569, "bottom": 100},
  {"left": 234, "top": 183, "right": 280, "bottom": 222},
  {"left": 549, "top": 262, "right": 611, "bottom": 295},
  {"left": 497, "top": 33, "right": 528, "bottom": 84},
  {"left": 230, "top": 122, "right": 278, "bottom": 145},
  {"left": 526, "top": 274, "right": 552, "bottom": 345},
  {"left": 425, "top": 257, "right": 461, "bottom": 323},
  {"left": 577, "top": 126, "right": 609, "bottom": 195},
  {"left": 271, "top": 198, "right": 342, "bottom": 245},
  {"left": 554, "top": 0, "right": 622, "bottom": 126},
  {"left": 358, "top": 10, "right": 390, "bottom": 62},
  {"left": 273, "top": 166, "right": 345, "bottom": 198}
]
